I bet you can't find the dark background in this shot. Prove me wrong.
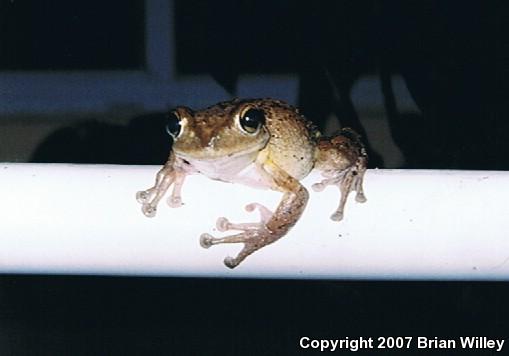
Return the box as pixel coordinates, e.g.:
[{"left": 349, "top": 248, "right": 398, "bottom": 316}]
[
  {"left": 1, "top": 0, "right": 508, "bottom": 354},
  {"left": 1, "top": 276, "right": 508, "bottom": 355}
]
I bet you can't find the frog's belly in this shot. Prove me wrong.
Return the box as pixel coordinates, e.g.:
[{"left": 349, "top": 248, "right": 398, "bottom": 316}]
[{"left": 181, "top": 154, "right": 272, "bottom": 189}]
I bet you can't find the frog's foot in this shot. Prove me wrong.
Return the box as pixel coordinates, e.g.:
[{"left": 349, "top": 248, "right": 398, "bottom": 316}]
[
  {"left": 136, "top": 188, "right": 160, "bottom": 217},
  {"left": 166, "top": 172, "right": 185, "bottom": 208},
  {"left": 136, "top": 166, "right": 186, "bottom": 217},
  {"left": 215, "top": 203, "right": 273, "bottom": 232},
  {"left": 312, "top": 162, "right": 367, "bottom": 221},
  {"left": 200, "top": 203, "right": 275, "bottom": 269}
]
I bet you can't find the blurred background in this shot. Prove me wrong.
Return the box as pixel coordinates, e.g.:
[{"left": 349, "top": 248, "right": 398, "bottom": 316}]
[
  {"left": 1, "top": 0, "right": 508, "bottom": 354},
  {"left": 1, "top": 0, "right": 506, "bottom": 169}
]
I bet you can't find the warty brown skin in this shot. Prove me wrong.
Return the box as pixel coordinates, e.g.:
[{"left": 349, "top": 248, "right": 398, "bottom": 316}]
[{"left": 136, "top": 98, "right": 367, "bottom": 268}]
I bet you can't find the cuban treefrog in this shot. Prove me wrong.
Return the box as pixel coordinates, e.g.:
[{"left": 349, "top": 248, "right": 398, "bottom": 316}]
[{"left": 136, "top": 98, "right": 367, "bottom": 268}]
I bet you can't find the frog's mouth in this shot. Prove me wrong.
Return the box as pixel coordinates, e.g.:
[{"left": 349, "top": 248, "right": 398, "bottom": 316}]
[
  {"left": 173, "top": 137, "right": 268, "bottom": 160},
  {"left": 175, "top": 145, "right": 264, "bottom": 180}
]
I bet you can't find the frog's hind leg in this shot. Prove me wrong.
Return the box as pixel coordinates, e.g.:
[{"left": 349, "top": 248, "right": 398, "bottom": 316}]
[
  {"left": 200, "top": 162, "right": 309, "bottom": 269},
  {"left": 313, "top": 128, "right": 368, "bottom": 221},
  {"left": 200, "top": 203, "right": 274, "bottom": 268},
  {"left": 214, "top": 203, "right": 273, "bottom": 232}
]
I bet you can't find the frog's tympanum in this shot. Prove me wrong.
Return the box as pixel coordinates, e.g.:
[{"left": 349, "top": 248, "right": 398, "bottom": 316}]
[{"left": 137, "top": 98, "right": 367, "bottom": 268}]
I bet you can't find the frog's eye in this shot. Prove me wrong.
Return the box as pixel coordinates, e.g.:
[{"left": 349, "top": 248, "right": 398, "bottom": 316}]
[
  {"left": 165, "top": 111, "right": 182, "bottom": 138},
  {"left": 239, "top": 108, "right": 265, "bottom": 134}
]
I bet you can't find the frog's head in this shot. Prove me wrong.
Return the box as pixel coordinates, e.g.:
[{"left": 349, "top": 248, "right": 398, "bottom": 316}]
[{"left": 166, "top": 99, "right": 270, "bottom": 160}]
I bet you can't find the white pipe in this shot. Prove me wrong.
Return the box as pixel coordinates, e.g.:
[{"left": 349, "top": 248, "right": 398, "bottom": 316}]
[{"left": 0, "top": 163, "right": 508, "bottom": 280}]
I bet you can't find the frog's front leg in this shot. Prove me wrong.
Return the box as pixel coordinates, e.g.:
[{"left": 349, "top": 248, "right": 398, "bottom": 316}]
[
  {"left": 200, "top": 161, "right": 309, "bottom": 269},
  {"left": 312, "top": 128, "right": 368, "bottom": 221},
  {"left": 136, "top": 152, "right": 188, "bottom": 217}
]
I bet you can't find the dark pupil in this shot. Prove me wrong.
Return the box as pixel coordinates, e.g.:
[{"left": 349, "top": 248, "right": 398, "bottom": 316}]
[
  {"left": 240, "top": 108, "right": 265, "bottom": 133},
  {"left": 165, "top": 112, "right": 181, "bottom": 137}
]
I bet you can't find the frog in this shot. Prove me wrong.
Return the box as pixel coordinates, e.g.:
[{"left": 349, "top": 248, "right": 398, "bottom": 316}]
[{"left": 136, "top": 98, "right": 367, "bottom": 269}]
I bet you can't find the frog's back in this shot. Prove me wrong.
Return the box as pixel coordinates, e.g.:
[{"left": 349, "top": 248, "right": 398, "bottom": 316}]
[{"left": 253, "top": 99, "right": 318, "bottom": 180}]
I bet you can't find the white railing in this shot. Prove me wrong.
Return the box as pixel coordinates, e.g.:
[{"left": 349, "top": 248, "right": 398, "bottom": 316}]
[{"left": 1, "top": 163, "right": 507, "bottom": 280}]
